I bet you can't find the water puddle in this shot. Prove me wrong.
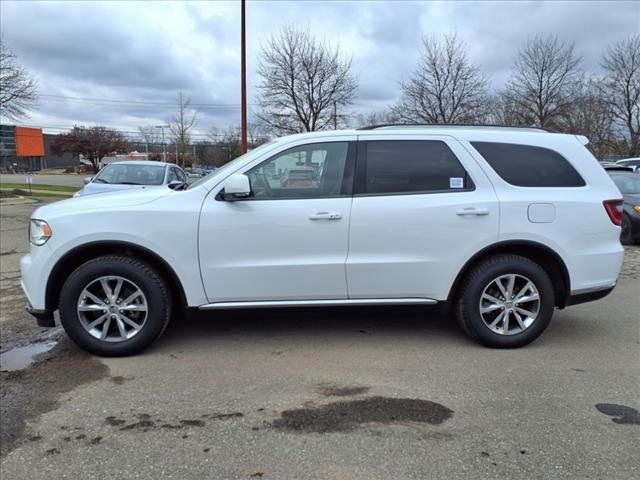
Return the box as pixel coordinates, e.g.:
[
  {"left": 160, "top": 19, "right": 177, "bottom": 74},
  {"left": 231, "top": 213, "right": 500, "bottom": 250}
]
[
  {"left": 0, "top": 341, "right": 58, "bottom": 372},
  {"left": 272, "top": 396, "right": 453, "bottom": 433}
]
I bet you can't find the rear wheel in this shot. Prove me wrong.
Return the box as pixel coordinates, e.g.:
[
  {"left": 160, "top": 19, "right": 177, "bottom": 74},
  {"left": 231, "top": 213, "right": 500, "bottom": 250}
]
[
  {"left": 59, "top": 255, "right": 171, "bottom": 356},
  {"left": 455, "top": 254, "right": 555, "bottom": 348},
  {"left": 620, "top": 213, "right": 633, "bottom": 245}
]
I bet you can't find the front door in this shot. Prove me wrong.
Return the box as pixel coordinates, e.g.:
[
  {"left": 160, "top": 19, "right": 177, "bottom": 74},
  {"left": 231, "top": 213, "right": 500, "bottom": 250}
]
[{"left": 199, "top": 140, "right": 355, "bottom": 303}]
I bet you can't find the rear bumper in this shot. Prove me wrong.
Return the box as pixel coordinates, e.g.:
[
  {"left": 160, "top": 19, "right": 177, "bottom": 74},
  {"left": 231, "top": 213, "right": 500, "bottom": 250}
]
[{"left": 564, "top": 283, "right": 616, "bottom": 307}]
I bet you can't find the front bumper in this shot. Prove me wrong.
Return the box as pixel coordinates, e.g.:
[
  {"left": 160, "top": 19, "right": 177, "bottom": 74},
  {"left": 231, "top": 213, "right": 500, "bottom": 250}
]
[{"left": 25, "top": 302, "right": 55, "bottom": 327}]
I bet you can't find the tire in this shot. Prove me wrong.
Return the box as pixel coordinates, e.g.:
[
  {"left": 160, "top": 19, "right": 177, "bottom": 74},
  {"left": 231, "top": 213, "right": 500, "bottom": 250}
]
[
  {"left": 620, "top": 213, "right": 633, "bottom": 245},
  {"left": 455, "top": 254, "right": 555, "bottom": 348},
  {"left": 59, "top": 255, "right": 171, "bottom": 356}
]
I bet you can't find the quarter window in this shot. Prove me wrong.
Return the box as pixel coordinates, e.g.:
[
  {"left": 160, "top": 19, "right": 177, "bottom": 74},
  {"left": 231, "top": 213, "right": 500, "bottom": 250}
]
[
  {"left": 247, "top": 142, "right": 350, "bottom": 199},
  {"left": 359, "top": 140, "right": 472, "bottom": 195},
  {"left": 471, "top": 142, "right": 585, "bottom": 187}
]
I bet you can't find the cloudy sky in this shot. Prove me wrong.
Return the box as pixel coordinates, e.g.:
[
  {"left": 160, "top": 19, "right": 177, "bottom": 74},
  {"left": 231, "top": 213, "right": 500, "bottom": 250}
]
[{"left": 1, "top": 0, "right": 638, "bottom": 138}]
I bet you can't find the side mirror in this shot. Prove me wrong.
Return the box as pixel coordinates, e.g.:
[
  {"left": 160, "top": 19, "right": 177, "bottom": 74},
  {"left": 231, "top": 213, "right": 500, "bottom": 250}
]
[
  {"left": 83, "top": 176, "right": 93, "bottom": 185},
  {"left": 221, "top": 173, "right": 251, "bottom": 201},
  {"left": 168, "top": 180, "right": 186, "bottom": 190}
]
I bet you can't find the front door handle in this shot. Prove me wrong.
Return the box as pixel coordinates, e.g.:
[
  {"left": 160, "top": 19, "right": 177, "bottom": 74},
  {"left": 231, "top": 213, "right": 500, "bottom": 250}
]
[
  {"left": 456, "top": 207, "right": 490, "bottom": 216},
  {"left": 309, "top": 212, "right": 342, "bottom": 221}
]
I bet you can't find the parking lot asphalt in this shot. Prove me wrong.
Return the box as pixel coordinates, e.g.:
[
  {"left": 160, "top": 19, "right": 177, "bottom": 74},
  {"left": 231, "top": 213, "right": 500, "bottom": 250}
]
[{"left": 1, "top": 201, "right": 638, "bottom": 479}]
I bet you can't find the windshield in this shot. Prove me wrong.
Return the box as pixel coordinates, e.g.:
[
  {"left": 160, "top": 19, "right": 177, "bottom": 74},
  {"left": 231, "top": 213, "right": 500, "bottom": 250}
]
[
  {"left": 610, "top": 174, "right": 640, "bottom": 194},
  {"left": 94, "top": 163, "right": 166, "bottom": 186},
  {"left": 187, "top": 140, "right": 277, "bottom": 189}
]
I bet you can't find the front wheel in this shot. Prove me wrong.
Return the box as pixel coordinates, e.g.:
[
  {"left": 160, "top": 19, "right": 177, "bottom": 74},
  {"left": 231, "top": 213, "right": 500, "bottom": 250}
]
[
  {"left": 455, "top": 254, "right": 555, "bottom": 348},
  {"left": 59, "top": 255, "right": 171, "bottom": 356}
]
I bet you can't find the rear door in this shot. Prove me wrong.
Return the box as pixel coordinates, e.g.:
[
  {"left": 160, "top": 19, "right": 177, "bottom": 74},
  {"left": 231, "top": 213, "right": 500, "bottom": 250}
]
[{"left": 346, "top": 134, "right": 499, "bottom": 301}]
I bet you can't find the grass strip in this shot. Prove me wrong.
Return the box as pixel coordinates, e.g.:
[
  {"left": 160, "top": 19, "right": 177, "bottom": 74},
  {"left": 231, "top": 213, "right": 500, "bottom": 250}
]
[{"left": 0, "top": 183, "right": 79, "bottom": 193}]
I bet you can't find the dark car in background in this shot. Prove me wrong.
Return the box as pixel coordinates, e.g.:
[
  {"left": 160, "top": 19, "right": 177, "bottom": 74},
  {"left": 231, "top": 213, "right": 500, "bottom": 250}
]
[{"left": 608, "top": 170, "right": 640, "bottom": 244}]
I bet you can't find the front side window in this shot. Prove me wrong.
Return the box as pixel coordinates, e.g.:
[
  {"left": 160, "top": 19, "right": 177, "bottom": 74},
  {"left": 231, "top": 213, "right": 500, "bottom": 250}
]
[
  {"left": 93, "top": 163, "right": 166, "bottom": 186},
  {"left": 471, "top": 142, "right": 586, "bottom": 187},
  {"left": 247, "top": 142, "right": 350, "bottom": 199},
  {"left": 359, "top": 140, "right": 472, "bottom": 195}
]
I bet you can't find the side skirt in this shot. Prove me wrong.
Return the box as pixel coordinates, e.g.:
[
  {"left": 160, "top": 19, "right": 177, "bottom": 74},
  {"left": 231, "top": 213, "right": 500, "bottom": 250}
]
[{"left": 198, "top": 298, "right": 438, "bottom": 310}]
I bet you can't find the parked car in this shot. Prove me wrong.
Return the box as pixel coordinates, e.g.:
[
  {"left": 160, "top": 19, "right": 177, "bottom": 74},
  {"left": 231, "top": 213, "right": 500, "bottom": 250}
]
[
  {"left": 22, "top": 126, "right": 624, "bottom": 356},
  {"left": 75, "top": 161, "right": 188, "bottom": 197},
  {"left": 280, "top": 166, "right": 315, "bottom": 188},
  {"left": 601, "top": 163, "right": 634, "bottom": 172},
  {"left": 615, "top": 157, "right": 640, "bottom": 172},
  {"left": 608, "top": 170, "right": 640, "bottom": 244}
]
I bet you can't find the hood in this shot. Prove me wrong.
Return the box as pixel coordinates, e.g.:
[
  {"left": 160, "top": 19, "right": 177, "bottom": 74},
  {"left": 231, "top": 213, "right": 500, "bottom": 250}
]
[
  {"left": 33, "top": 185, "right": 170, "bottom": 220},
  {"left": 75, "top": 182, "right": 159, "bottom": 197}
]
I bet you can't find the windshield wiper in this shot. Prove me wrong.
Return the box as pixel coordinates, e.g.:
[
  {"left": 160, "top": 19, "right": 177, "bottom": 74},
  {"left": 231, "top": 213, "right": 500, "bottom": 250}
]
[
  {"left": 118, "top": 182, "right": 144, "bottom": 185},
  {"left": 92, "top": 178, "right": 110, "bottom": 184}
]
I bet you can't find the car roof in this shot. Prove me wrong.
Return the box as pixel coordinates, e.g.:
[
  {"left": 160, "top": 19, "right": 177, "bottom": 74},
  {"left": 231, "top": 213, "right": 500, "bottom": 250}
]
[
  {"left": 109, "top": 160, "right": 171, "bottom": 167},
  {"left": 271, "top": 126, "right": 583, "bottom": 146}
]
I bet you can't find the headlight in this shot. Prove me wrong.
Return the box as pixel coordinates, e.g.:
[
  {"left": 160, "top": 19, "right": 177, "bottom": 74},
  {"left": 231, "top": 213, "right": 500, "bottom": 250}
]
[
  {"left": 29, "top": 219, "right": 52, "bottom": 246},
  {"left": 634, "top": 205, "right": 640, "bottom": 214}
]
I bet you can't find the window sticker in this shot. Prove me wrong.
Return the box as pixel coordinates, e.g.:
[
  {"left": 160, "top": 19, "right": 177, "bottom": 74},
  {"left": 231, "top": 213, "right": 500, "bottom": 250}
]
[{"left": 449, "top": 177, "right": 464, "bottom": 189}]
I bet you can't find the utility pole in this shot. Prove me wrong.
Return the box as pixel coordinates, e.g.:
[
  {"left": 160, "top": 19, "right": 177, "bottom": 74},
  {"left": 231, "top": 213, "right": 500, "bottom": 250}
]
[
  {"left": 240, "top": 0, "right": 248, "bottom": 154},
  {"left": 155, "top": 125, "right": 169, "bottom": 162}
]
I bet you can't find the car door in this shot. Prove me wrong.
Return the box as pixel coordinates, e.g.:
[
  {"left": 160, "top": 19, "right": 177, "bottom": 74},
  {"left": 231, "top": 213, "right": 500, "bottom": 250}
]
[
  {"left": 346, "top": 135, "right": 499, "bottom": 301},
  {"left": 198, "top": 139, "right": 356, "bottom": 303}
]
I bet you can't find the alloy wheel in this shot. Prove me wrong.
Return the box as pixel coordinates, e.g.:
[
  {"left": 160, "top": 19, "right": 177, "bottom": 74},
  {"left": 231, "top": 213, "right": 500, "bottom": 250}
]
[
  {"left": 479, "top": 274, "right": 540, "bottom": 336},
  {"left": 77, "top": 276, "right": 148, "bottom": 342}
]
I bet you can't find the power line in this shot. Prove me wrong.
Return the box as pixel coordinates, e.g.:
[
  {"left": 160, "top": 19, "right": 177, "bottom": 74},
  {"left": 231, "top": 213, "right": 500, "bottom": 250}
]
[{"left": 39, "top": 94, "right": 258, "bottom": 109}]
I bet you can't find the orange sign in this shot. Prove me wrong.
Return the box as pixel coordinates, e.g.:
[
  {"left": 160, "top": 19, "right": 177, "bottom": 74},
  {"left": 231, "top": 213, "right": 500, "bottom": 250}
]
[{"left": 15, "top": 126, "right": 45, "bottom": 157}]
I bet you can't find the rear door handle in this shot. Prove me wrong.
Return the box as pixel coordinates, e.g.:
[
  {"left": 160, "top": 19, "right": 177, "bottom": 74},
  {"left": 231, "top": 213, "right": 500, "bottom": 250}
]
[
  {"left": 309, "top": 212, "right": 342, "bottom": 221},
  {"left": 456, "top": 207, "right": 489, "bottom": 216}
]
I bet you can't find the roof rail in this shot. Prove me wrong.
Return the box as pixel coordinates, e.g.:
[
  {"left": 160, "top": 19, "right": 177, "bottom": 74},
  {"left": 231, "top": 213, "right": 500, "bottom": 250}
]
[{"left": 357, "top": 123, "right": 550, "bottom": 133}]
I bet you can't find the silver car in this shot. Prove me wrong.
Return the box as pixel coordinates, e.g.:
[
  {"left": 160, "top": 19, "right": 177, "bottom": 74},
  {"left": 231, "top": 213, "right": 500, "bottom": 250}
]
[{"left": 75, "top": 161, "right": 188, "bottom": 197}]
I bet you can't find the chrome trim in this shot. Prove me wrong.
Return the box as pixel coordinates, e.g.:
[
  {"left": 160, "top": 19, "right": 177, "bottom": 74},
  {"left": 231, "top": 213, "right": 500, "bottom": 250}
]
[{"left": 198, "top": 298, "right": 438, "bottom": 310}]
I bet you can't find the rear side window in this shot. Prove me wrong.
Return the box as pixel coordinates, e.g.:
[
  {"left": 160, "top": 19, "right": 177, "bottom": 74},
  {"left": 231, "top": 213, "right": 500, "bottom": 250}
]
[
  {"left": 359, "top": 140, "right": 472, "bottom": 195},
  {"left": 471, "top": 142, "right": 585, "bottom": 187}
]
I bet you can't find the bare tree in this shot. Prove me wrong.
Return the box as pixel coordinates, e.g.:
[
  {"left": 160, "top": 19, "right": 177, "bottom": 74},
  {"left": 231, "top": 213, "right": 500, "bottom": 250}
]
[
  {"left": 503, "top": 35, "right": 581, "bottom": 128},
  {"left": 600, "top": 34, "right": 640, "bottom": 156},
  {"left": 390, "top": 34, "right": 488, "bottom": 124},
  {"left": 0, "top": 41, "right": 38, "bottom": 120},
  {"left": 351, "top": 110, "right": 397, "bottom": 128},
  {"left": 485, "top": 93, "right": 524, "bottom": 127},
  {"left": 169, "top": 91, "right": 198, "bottom": 167},
  {"left": 137, "top": 125, "right": 164, "bottom": 160},
  {"left": 256, "top": 26, "right": 358, "bottom": 134},
  {"left": 560, "top": 75, "right": 615, "bottom": 158}
]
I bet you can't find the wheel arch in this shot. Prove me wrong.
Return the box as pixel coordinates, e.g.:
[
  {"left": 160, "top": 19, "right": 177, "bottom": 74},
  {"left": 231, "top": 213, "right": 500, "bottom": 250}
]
[
  {"left": 45, "top": 241, "right": 188, "bottom": 313},
  {"left": 447, "top": 240, "right": 571, "bottom": 308}
]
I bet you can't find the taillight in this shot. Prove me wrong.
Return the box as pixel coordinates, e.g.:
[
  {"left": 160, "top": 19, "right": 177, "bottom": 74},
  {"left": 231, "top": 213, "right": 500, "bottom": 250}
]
[{"left": 603, "top": 200, "right": 623, "bottom": 226}]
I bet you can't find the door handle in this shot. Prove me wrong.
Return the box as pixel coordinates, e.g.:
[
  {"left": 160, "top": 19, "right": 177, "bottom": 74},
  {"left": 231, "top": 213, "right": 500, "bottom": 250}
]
[
  {"left": 309, "top": 212, "right": 342, "bottom": 221},
  {"left": 456, "top": 207, "right": 490, "bottom": 216}
]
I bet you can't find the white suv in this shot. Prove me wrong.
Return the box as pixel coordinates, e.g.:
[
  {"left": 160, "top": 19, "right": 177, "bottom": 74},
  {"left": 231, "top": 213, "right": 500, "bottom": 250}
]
[{"left": 21, "top": 126, "right": 625, "bottom": 356}]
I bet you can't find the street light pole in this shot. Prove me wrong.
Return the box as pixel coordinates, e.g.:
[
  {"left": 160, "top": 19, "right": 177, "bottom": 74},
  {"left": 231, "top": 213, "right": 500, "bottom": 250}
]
[
  {"left": 155, "top": 125, "right": 169, "bottom": 162},
  {"left": 240, "top": 0, "right": 248, "bottom": 154}
]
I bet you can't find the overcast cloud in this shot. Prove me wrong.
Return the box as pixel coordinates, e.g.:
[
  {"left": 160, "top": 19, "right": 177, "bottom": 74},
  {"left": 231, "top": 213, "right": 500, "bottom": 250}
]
[{"left": 1, "top": 0, "right": 638, "bottom": 138}]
